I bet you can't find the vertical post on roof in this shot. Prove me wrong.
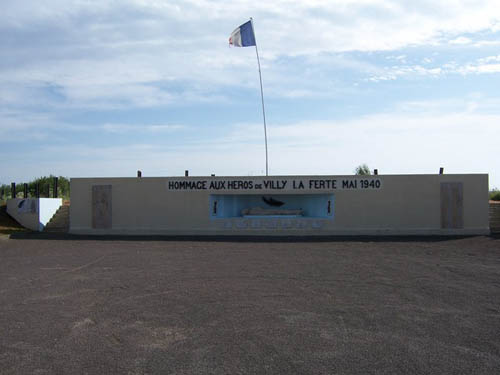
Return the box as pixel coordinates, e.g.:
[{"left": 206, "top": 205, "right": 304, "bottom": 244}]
[
  {"left": 250, "top": 17, "right": 268, "bottom": 176},
  {"left": 53, "top": 177, "right": 58, "bottom": 198}
]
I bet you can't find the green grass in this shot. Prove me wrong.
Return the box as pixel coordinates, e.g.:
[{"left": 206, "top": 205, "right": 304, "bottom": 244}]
[{"left": 490, "top": 190, "right": 500, "bottom": 201}]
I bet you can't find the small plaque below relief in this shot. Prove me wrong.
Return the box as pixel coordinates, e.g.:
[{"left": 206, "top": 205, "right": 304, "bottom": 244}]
[
  {"left": 312, "top": 220, "right": 325, "bottom": 229},
  {"left": 250, "top": 220, "right": 261, "bottom": 229},
  {"left": 264, "top": 219, "right": 278, "bottom": 229},
  {"left": 281, "top": 219, "right": 293, "bottom": 229},
  {"left": 296, "top": 220, "right": 308, "bottom": 229},
  {"left": 236, "top": 220, "right": 248, "bottom": 229}
]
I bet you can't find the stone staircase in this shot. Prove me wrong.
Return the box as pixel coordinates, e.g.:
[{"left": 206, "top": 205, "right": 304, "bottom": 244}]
[
  {"left": 490, "top": 201, "right": 500, "bottom": 234},
  {"left": 44, "top": 203, "right": 70, "bottom": 233}
]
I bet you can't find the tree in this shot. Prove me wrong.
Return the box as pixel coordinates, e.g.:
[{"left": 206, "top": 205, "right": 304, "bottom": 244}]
[
  {"left": 0, "top": 176, "right": 70, "bottom": 199},
  {"left": 354, "top": 164, "right": 371, "bottom": 175}
]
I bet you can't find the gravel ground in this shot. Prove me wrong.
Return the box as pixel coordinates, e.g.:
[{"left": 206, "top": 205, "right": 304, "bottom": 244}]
[{"left": 0, "top": 235, "right": 499, "bottom": 374}]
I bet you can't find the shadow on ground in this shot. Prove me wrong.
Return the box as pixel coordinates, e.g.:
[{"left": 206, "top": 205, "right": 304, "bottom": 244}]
[{"left": 7, "top": 231, "right": 493, "bottom": 242}]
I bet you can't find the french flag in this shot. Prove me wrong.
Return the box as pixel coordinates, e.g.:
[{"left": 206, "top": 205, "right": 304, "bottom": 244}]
[{"left": 229, "top": 20, "right": 256, "bottom": 47}]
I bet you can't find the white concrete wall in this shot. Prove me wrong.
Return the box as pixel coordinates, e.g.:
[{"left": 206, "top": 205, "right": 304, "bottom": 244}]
[
  {"left": 39, "top": 199, "right": 63, "bottom": 229},
  {"left": 7, "top": 198, "right": 62, "bottom": 231},
  {"left": 69, "top": 174, "right": 489, "bottom": 236}
]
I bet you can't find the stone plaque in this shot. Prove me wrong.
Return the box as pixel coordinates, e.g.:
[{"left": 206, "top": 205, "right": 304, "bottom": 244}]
[
  {"left": 92, "top": 185, "right": 112, "bottom": 229},
  {"left": 440, "top": 182, "right": 463, "bottom": 229}
]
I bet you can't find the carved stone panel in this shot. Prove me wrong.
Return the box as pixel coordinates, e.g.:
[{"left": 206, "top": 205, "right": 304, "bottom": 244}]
[
  {"left": 440, "top": 182, "right": 463, "bottom": 229},
  {"left": 92, "top": 185, "right": 112, "bottom": 229}
]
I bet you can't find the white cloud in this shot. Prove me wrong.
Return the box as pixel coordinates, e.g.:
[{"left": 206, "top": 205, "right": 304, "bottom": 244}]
[
  {"left": 455, "top": 55, "right": 500, "bottom": 75},
  {"left": 449, "top": 36, "right": 472, "bottom": 45},
  {"left": 368, "top": 53, "right": 500, "bottom": 81},
  {"left": 0, "top": 0, "right": 498, "bottom": 110},
  {"left": 0, "top": 0, "right": 499, "bottom": 189},
  {"left": 367, "top": 64, "right": 444, "bottom": 82},
  {"left": 477, "top": 55, "right": 500, "bottom": 63},
  {"left": 2, "top": 1, "right": 500, "bottom": 81},
  {"left": 4, "top": 105, "right": 498, "bottom": 186},
  {"left": 101, "top": 123, "right": 185, "bottom": 133},
  {"left": 458, "top": 63, "right": 500, "bottom": 74}
]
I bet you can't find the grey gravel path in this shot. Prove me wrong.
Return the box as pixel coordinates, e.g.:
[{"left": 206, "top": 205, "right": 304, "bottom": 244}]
[{"left": 0, "top": 236, "right": 499, "bottom": 374}]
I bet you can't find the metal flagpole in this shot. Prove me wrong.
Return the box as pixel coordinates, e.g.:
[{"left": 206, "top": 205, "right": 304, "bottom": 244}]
[{"left": 250, "top": 17, "right": 269, "bottom": 176}]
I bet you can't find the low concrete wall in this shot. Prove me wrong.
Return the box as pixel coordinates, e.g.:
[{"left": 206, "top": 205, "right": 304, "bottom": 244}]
[
  {"left": 7, "top": 198, "right": 62, "bottom": 231},
  {"left": 69, "top": 174, "right": 489, "bottom": 236}
]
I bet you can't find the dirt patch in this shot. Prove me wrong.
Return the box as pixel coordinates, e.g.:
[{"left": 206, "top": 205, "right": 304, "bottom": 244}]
[{"left": 0, "top": 204, "right": 28, "bottom": 235}]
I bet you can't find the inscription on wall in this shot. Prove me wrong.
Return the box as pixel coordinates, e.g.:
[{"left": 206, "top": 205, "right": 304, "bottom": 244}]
[
  {"left": 166, "top": 177, "right": 382, "bottom": 191},
  {"left": 220, "top": 218, "right": 327, "bottom": 230}
]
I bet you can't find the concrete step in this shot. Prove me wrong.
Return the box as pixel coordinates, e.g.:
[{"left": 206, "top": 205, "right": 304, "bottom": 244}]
[
  {"left": 44, "top": 204, "right": 70, "bottom": 233},
  {"left": 490, "top": 202, "right": 500, "bottom": 233}
]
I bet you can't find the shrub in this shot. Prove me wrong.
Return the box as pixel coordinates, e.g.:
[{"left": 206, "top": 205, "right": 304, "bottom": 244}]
[
  {"left": 0, "top": 176, "right": 70, "bottom": 199},
  {"left": 354, "top": 164, "right": 371, "bottom": 175},
  {"left": 490, "top": 190, "right": 500, "bottom": 201}
]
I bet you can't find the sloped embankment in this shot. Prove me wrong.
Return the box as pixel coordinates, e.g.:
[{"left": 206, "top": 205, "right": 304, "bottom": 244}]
[
  {"left": 43, "top": 202, "right": 70, "bottom": 233},
  {"left": 0, "top": 203, "right": 28, "bottom": 235},
  {"left": 490, "top": 201, "right": 500, "bottom": 234}
]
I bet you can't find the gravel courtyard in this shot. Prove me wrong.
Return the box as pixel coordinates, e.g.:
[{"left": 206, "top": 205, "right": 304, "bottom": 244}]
[{"left": 0, "top": 235, "right": 499, "bottom": 374}]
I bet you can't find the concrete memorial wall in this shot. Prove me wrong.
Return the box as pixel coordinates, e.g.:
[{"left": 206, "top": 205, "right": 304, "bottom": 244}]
[
  {"left": 7, "top": 198, "right": 62, "bottom": 231},
  {"left": 69, "top": 174, "right": 489, "bottom": 236}
]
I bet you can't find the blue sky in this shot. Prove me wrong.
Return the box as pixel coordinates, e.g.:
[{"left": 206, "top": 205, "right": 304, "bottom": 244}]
[{"left": 1, "top": 0, "right": 500, "bottom": 188}]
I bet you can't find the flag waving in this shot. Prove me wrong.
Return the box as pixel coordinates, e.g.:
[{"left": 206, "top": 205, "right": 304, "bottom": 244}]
[
  {"left": 229, "top": 20, "right": 256, "bottom": 47},
  {"left": 229, "top": 18, "right": 269, "bottom": 176}
]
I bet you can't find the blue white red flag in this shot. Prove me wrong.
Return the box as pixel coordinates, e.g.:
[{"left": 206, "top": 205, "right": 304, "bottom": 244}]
[{"left": 229, "top": 20, "right": 256, "bottom": 47}]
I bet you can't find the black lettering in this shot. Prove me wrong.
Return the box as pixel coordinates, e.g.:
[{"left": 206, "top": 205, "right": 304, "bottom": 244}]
[{"left": 210, "top": 181, "right": 224, "bottom": 190}]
